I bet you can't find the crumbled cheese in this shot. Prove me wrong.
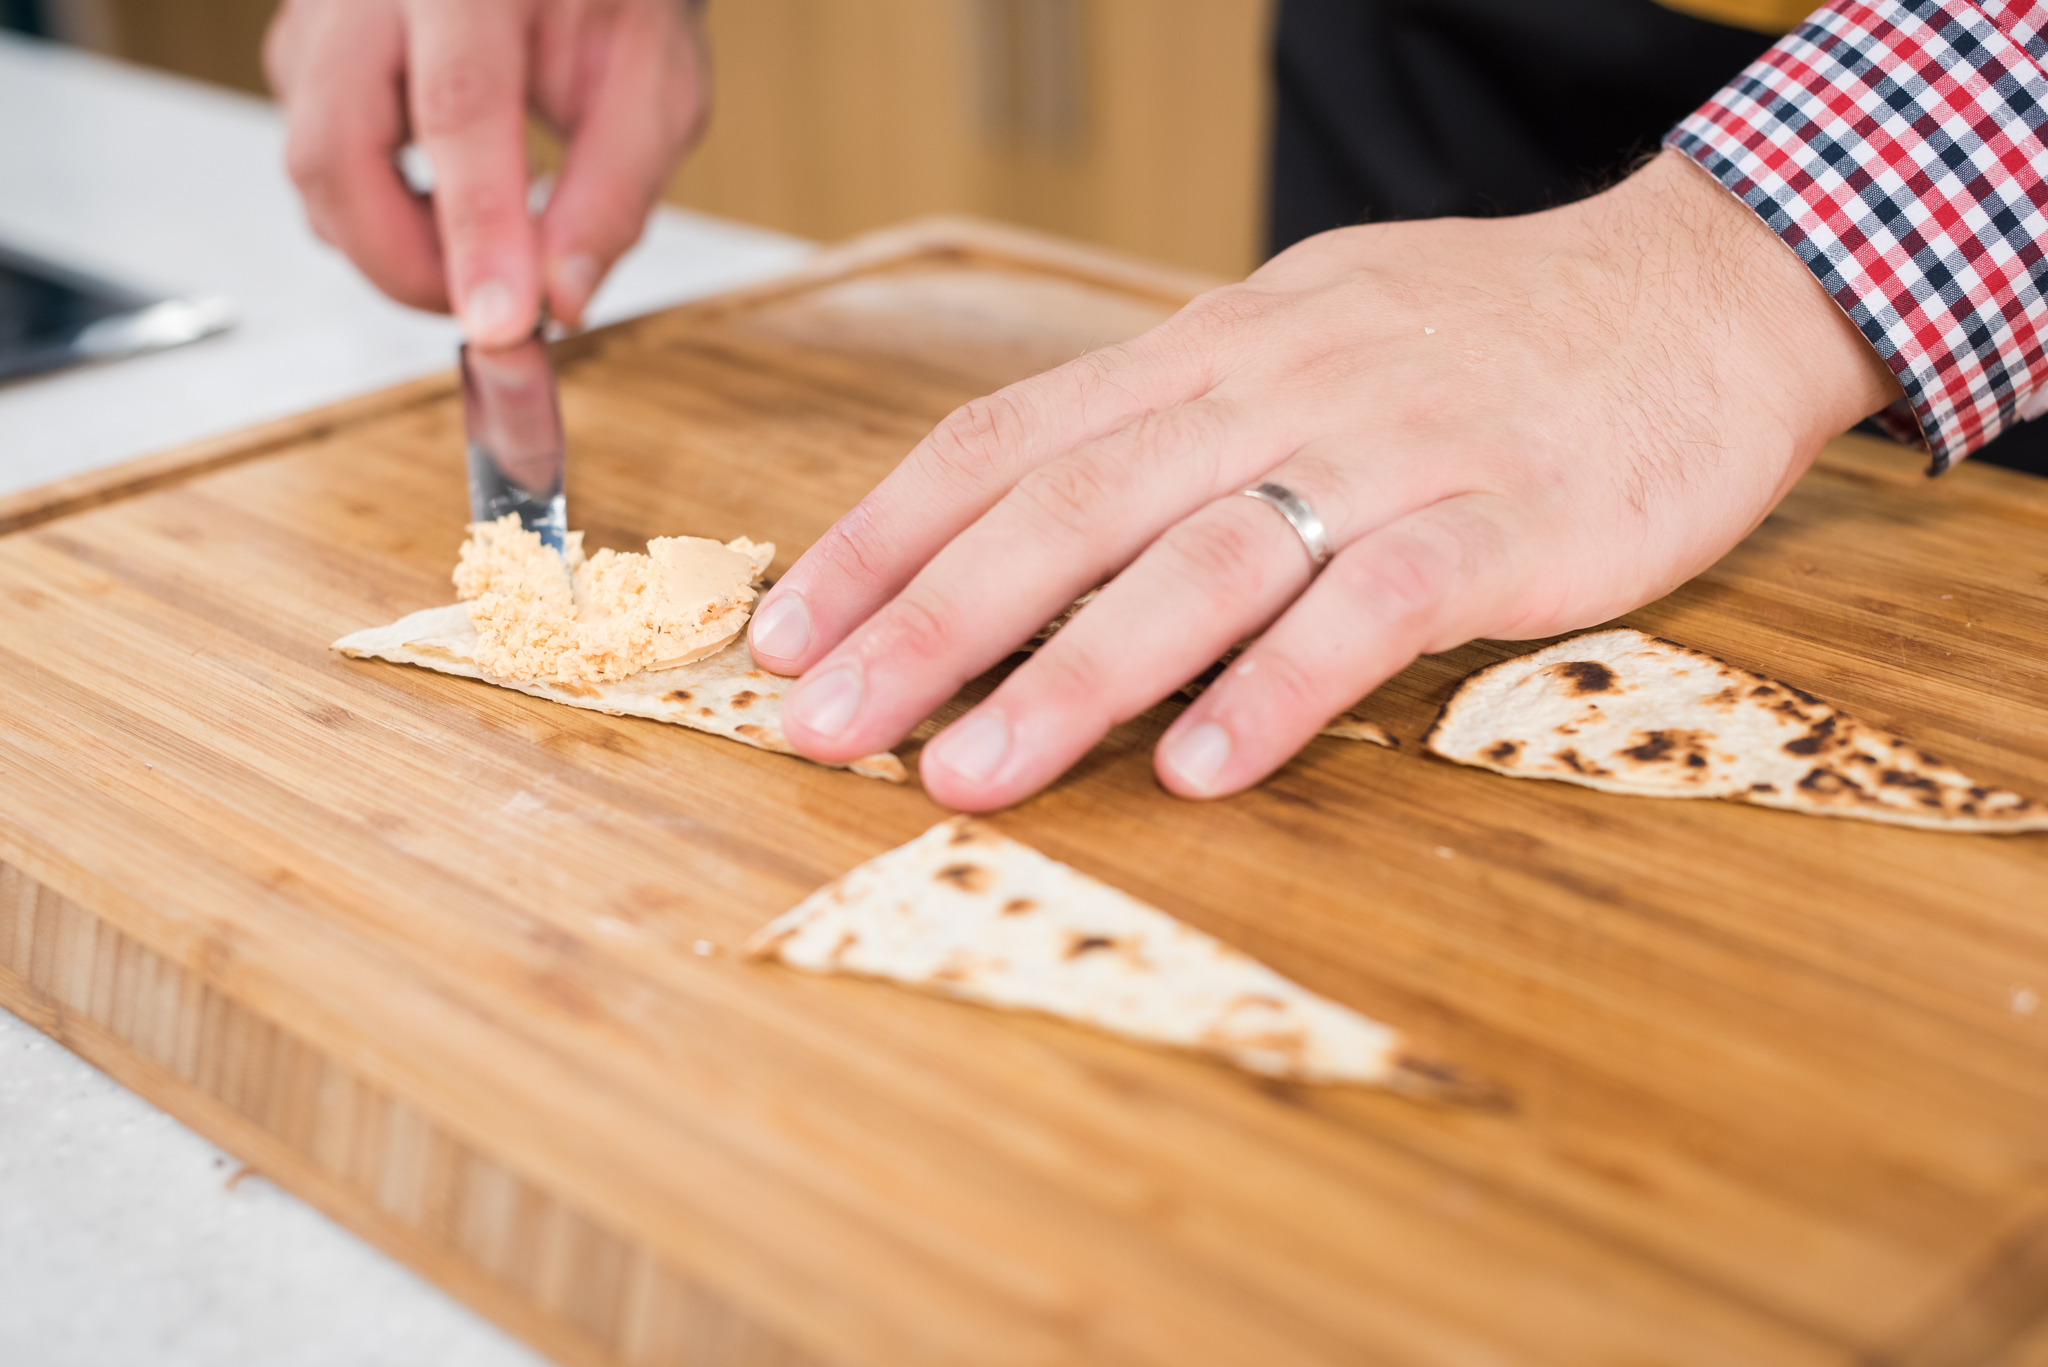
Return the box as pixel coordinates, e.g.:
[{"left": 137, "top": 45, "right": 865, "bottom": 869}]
[
  {"left": 452, "top": 515, "right": 584, "bottom": 605},
  {"left": 452, "top": 514, "right": 772, "bottom": 684}
]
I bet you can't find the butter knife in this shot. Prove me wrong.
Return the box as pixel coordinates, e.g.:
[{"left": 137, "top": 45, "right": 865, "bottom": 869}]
[{"left": 461, "top": 326, "right": 567, "bottom": 552}]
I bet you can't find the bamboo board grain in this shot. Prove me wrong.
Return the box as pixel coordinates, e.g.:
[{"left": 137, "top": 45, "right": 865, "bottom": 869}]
[{"left": 3, "top": 216, "right": 2047, "bottom": 1367}]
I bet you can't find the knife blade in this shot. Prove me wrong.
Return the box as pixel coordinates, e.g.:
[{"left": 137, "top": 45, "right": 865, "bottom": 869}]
[{"left": 461, "top": 326, "right": 567, "bottom": 552}]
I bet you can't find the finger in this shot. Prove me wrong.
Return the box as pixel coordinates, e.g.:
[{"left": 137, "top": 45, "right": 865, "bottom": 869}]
[
  {"left": 405, "top": 0, "right": 540, "bottom": 347},
  {"left": 534, "top": 2, "right": 708, "bottom": 325},
  {"left": 915, "top": 443, "right": 1432, "bottom": 808},
  {"left": 1155, "top": 491, "right": 1526, "bottom": 798},
  {"left": 918, "top": 486, "right": 1322, "bottom": 809},
  {"left": 748, "top": 315, "right": 1237, "bottom": 676},
  {"left": 777, "top": 391, "right": 1297, "bottom": 765},
  {"left": 270, "top": 1, "right": 448, "bottom": 311}
]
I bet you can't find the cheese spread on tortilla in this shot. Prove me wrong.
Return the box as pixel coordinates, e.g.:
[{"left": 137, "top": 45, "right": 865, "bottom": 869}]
[{"left": 454, "top": 514, "right": 773, "bottom": 685}]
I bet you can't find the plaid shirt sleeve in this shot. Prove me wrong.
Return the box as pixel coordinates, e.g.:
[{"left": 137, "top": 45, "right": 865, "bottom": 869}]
[{"left": 1665, "top": 0, "right": 2048, "bottom": 472}]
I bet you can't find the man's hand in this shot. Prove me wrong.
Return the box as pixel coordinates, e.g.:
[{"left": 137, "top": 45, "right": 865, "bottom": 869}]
[
  {"left": 746, "top": 153, "right": 1904, "bottom": 810},
  {"left": 265, "top": 0, "right": 707, "bottom": 345}
]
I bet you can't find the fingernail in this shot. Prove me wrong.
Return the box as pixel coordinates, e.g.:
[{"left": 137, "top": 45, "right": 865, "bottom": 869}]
[
  {"left": 462, "top": 277, "right": 520, "bottom": 343},
  {"left": 552, "top": 252, "right": 598, "bottom": 318},
  {"left": 750, "top": 592, "right": 811, "bottom": 664},
  {"left": 1164, "top": 722, "right": 1232, "bottom": 793},
  {"left": 928, "top": 709, "right": 1010, "bottom": 785},
  {"left": 788, "top": 664, "right": 862, "bottom": 740}
]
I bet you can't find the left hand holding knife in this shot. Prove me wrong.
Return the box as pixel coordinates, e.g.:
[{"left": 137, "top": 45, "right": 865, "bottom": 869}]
[{"left": 265, "top": 0, "right": 709, "bottom": 345}]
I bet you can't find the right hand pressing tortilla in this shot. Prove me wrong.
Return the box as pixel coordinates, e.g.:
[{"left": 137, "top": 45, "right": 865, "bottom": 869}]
[
  {"left": 747, "top": 154, "right": 1906, "bottom": 811},
  {"left": 264, "top": 0, "right": 709, "bottom": 345}
]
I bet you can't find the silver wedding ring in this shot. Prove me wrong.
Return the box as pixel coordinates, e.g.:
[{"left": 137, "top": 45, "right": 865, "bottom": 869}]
[{"left": 1241, "top": 482, "right": 1331, "bottom": 569}]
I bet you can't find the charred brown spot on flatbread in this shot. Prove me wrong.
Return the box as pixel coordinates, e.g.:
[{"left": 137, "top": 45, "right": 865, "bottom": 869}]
[
  {"left": 1001, "top": 898, "right": 1037, "bottom": 915},
  {"left": 1701, "top": 686, "right": 1742, "bottom": 708},
  {"left": 1749, "top": 782, "right": 1776, "bottom": 794},
  {"left": 698, "top": 707, "right": 715, "bottom": 718},
  {"left": 934, "top": 863, "right": 995, "bottom": 894},
  {"left": 1618, "top": 728, "right": 1717, "bottom": 773},
  {"left": 1797, "top": 767, "right": 1868, "bottom": 801},
  {"left": 1553, "top": 661, "right": 1617, "bottom": 694},
  {"left": 1782, "top": 716, "right": 1839, "bottom": 756},
  {"left": 1880, "top": 769, "right": 1946, "bottom": 807},
  {"left": 1553, "top": 748, "right": 1611, "bottom": 777},
  {"left": 734, "top": 723, "right": 792, "bottom": 752},
  {"left": 931, "top": 951, "right": 977, "bottom": 983},
  {"left": 1621, "top": 730, "right": 1676, "bottom": 763},
  {"left": 1486, "top": 740, "right": 1520, "bottom": 765},
  {"left": 1065, "top": 934, "right": 1118, "bottom": 958},
  {"left": 1622, "top": 725, "right": 1720, "bottom": 778},
  {"left": 729, "top": 690, "right": 759, "bottom": 710},
  {"left": 946, "top": 819, "right": 1001, "bottom": 847},
  {"left": 665, "top": 689, "right": 693, "bottom": 704}
]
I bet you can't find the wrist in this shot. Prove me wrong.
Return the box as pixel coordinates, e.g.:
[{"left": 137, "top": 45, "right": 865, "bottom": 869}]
[{"left": 1578, "top": 152, "right": 1902, "bottom": 459}]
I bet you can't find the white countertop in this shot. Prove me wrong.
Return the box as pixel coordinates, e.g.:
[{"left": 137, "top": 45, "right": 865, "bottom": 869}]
[{"left": 0, "top": 31, "right": 812, "bottom": 1366}]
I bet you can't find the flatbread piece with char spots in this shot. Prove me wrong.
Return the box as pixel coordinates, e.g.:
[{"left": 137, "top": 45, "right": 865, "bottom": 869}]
[
  {"left": 334, "top": 604, "right": 905, "bottom": 783},
  {"left": 1426, "top": 628, "right": 2048, "bottom": 832},
  {"left": 748, "top": 817, "right": 1474, "bottom": 1094}
]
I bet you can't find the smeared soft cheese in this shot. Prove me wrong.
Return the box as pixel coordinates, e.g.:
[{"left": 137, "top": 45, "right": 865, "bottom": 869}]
[
  {"left": 452, "top": 514, "right": 772, "bottom": 684},
  {"left": 641, "top": 535, "right": 771, "bottom": 669}
]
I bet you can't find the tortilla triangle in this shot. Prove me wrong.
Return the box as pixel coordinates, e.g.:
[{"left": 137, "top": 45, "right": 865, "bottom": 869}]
[
  {"left": 1426, "top": 628, "right": 2048, "bottom": 832},
  {"left": 334, "top": 604, "right": 905, "bottom": 783},
  {"left": 747, "top": 817, "right": 1452, "bottom": 1089}
]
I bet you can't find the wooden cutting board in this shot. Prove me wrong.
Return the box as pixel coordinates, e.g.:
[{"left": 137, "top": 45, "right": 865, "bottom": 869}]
[{"left": 3, "top": 217, "right": 2047, "bottom": 1367}]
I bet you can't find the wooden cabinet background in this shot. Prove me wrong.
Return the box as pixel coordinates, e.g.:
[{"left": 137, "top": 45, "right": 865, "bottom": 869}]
[
  {"left": 78, "top": 0, "right": 1273, "bottom": 278},
  {"left": 671, "top": 0, "right": 1271, "bottom": 277}
]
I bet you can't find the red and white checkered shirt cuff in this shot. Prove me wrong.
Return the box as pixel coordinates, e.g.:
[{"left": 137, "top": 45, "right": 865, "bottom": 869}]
[{"left": 1666, "top": 0, "right": 2048, "bottom": 472}]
